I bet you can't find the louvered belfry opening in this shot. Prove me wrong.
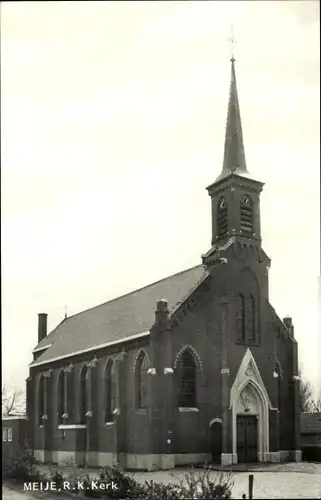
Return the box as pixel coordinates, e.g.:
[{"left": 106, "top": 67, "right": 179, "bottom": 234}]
[
  {"left": 217, "top": 197, "right": 228, "bottom": 237},
  {"left": 240, "top": 195, "right": 253, "bottom": 233}
]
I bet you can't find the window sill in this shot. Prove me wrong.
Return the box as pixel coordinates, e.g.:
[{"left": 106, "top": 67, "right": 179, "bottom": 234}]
[
  {"left": 104, "top": 421, "right": 114, "bottom": 427},
  {"left": 58, "top": 424, "right": 86, "bottom": 430},
  {"left": 178, "top": 407, "right": 199, "bottom": 412},
  {"left": 136, "top": 409, "right": 147, "bottom": 414}
]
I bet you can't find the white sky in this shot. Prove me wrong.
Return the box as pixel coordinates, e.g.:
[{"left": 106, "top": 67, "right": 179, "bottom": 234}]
[{"left": 1, "top": 1, "right": 320, "bottom": 394}]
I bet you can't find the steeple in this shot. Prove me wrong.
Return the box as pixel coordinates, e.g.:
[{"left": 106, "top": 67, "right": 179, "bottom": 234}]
[
  {"left": 205, "top": 53, "right": 264, "bottom": 248},
  {"left": 215, "top": 57, "right": 249, "bottom": 183}
]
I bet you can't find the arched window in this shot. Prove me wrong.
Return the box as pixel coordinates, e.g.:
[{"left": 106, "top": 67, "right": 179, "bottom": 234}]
[
  {"left": 135, "top": 352, "right": 149, "bottom": 410},
  {"left": 177, "top": 350, "right": 197, "bottom": 408},
  {"left": 236, "top": 294, "right": 246, "bottom": 343},
  {"left": 57, "top": 370, "right": 65, "bottom": 425},
  {"left": 80, "top": 365, "right": 88, "bottom": 424},
  {"left": 247, "top": 295, "right": 256, "bottom": 342},
  {"left": 105, "top": 360, "right": 116, "bottom": 422},
  {"left": 240, "top": 195, "right": 253, "bottom": 233},
  {"left": 217, "top": 197, "right": 228, "bottom": 237},
  {"left": 38, "top": 375, "right": 45, "bottom": 426}
]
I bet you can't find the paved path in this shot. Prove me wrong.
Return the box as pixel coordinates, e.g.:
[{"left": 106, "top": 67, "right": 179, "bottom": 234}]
[{"left": 3, "top": 463, "right": 321, "bottom": 499}]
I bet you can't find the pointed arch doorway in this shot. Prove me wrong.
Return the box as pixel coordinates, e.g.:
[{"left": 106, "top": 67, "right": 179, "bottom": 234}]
[{"left": 230, "top": 349, "right": 272, "bottom": 463}]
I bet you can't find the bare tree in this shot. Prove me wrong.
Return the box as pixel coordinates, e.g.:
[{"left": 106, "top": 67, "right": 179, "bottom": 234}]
[
  {"left": 2, "top": 385, "right": 26, "bottom": 416},
  {"left": 311, "top": 389, "right": 321, "bottom": 412},
  {"left": 299, "top": 370, "right": 315, "bottom": 413}
]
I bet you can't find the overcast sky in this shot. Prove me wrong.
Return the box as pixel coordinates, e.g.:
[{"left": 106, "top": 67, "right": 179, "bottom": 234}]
[{"left": 1, "top": 1, "right": 320, "bottom": 394}]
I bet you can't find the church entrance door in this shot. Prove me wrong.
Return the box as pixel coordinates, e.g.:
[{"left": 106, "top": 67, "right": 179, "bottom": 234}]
[{"left": 236, "top": 415, "right": 258, "bottom": 463}]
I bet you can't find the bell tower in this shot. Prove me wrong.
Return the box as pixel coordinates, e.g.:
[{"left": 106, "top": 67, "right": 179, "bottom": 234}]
[{"left": 206, "top": 56, "right": 264, "bottom": 248}]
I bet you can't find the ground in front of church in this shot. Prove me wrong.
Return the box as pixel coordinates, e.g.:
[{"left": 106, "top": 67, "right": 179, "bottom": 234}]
[{"left": 3, "top": 463, "right": 321, "bottom": 499}]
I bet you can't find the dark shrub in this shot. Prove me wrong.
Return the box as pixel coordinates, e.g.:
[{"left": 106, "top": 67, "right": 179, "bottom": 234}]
[
  {"left": 82, "top": 473, "right": 103, "bottom": 498},
  {"left": 180, "top": 467, "right": 233, "bottom": 499},
  {"left": 50, "top": 468, "right": 66, "bottom": 490},
  {"left": 2, "top": 442, "right": 47, "bottom": 483},
  {"left": 140, "top": 480, "right": 186, "bottom": 499},
  {"left": 97, "top": 465, "right": 145, "bottom": 498}
]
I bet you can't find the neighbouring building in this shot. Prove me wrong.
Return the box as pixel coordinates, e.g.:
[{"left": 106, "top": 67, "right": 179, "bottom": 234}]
[
  {"left": 2, "top": 415, "right": 28, "bottom": 452},
  {"left": 301, "top": 412, "right": 321, "bottom": 462},
  {"left": 26, "top": 55, "right": 302, "bottom": 470}
]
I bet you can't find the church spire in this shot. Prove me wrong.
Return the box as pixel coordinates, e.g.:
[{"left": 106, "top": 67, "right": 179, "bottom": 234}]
[
  {"left": 215, "top": 56, "right": 249, "bottom": 182},
  {"left": 205, "top": 41, "right": 264, "bottom": 249}
]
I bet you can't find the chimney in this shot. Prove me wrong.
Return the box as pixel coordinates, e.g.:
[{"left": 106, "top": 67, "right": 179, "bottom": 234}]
[
  {"left": 154, "top": 299, "right": 169, "bottom": 326},
  {"left": 38, "top": 313, "right": 48, "bottom": 343},
  {"left": 283, "top": 316, "right": 294, "bottom": 337}
]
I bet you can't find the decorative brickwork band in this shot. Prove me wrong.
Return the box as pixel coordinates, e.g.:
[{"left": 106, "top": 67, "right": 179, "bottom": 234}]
[
  {"left": 133, "top": 349, "right": 152, "bottom": 373},
  {"left": 173, "top": 345, "right": 202, "bottom": 371}
]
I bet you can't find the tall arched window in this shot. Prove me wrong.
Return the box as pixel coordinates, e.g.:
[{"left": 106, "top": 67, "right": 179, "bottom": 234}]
[
  {"left": 38, "top": 375, "right": 45, "bottom": 426},
  {"left": 217, "top": 197, "right": 228, "bottom": 237},
  {"left": 247, "top": 295, "right": 256, "bottom": 342},
  {"left": 80, "top": 365, "right": 88, "bottom": 424},
  {"left": 177, "top": 350, "right": 197, "bottom": 408},
  {"left": 136, "top": 352, "right": 149, "bottom": 410},
  {"left": 57, "top": 370, "right": 65, "bottom": 425},
  {"left": 240, "top": 195, "right": 253, "bottom": 233},
  {"left": 236, "top": 294, "right": 246, "bottom": 343},
  {"left": 105, "top": 360, "right": 116, "bottom": 422}
]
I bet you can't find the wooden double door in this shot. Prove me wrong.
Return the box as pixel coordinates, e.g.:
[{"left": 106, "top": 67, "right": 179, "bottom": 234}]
[{"left": 237, "top": 415, "right": 258, "bottom": 463}]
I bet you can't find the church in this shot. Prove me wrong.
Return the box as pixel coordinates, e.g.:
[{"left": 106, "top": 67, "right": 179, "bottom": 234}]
[{"left": 27, "top": 55, "right": 302, "bottom": 471}]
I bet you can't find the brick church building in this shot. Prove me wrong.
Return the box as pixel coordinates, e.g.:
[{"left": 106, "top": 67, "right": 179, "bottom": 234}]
[{"left": 27, "top": 56, "right": 302, "bottom": 470}]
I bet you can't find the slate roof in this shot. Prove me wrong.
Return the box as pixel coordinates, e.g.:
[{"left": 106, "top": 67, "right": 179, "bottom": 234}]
[
  {"left": 31, "top": 264, "right": 208, "bottom": 366},
  {"left": 300, "top": 412, "right": 321, "bottom": 433}
]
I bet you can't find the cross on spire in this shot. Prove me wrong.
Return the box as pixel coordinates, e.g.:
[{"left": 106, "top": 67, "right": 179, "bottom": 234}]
[
  {"left": 228, "top": 24, "right": 237, "bottom": 61},
  {"left": 64, "top": 304, "right": 68, "bottom": 319}
]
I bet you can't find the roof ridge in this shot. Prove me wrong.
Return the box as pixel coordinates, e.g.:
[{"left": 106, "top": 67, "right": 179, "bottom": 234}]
[{"left": 59, "top": 264, "right": 204, "bottom": 323}]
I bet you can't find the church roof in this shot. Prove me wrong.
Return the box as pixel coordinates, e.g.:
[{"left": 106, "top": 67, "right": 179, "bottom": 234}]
[{"left": 30, "top": 264, "right": 208, "bottom": 367}]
